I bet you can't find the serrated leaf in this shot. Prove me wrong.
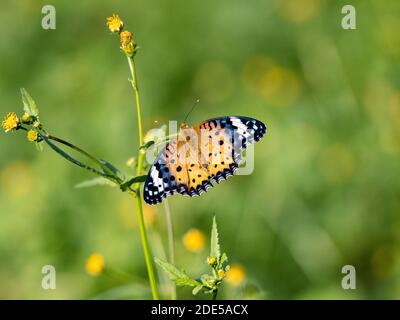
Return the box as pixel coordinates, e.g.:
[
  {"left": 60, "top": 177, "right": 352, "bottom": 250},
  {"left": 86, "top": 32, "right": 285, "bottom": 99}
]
[
  {"left": 192, "top": 285, "right": 203, "bottom": 295},
  {"left": 218, "top": 253, "right": 228, "bottom": 269},
  {"left": 210, "top": 216, "right": 220, "bottom": 259},
  {"left": 200, "top": 274, "right": 213, "bottom": 287},
  {"left": 155, "top": 258, "right": 200, "bottom": 287},
  {"left": 74, "top": 177, "right": 117, "bottom": 189},
  {"left": 20, "top": 88, "right": 39, "bottom": 117}
]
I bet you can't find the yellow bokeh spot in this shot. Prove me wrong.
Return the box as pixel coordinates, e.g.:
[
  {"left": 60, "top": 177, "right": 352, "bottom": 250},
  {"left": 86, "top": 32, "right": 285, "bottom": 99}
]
[
  {"left": 375, "top": 16, "right": 400, "bottom": 58},
  {"left": 193, "top": 61, "right": 234, "bottom": 103},
  {"left": 1, "top": 161, "right": 33, "bottom": 198},
  {"left": 120, "top": 196, "right": 156, "bottom": 229},
  {"left": 243, "top": 55, "right": 301, "bottom": 107},
  {"left": 371, "top": 246, "right": 395, "bottom": 279},
  {"left": 389, "top": 92, "right": 400, "bottom": 127},
  {"left": 318, "top": 144, "right": 355, "bottom": 183},
  {"left": 278, "top": 0, "right": 324, "bottom": 23},
  {"left": 182, "top": 228, "right": 205, "bottom": 252},
  {"left": 86, "top": 253, "right": 105, "bottom": 276},
  {"left": 225, "top": 264, "right": 246, "bottom": 286},
  {"left": 380, "top": 127, "right": 400, "bottom": 155}
]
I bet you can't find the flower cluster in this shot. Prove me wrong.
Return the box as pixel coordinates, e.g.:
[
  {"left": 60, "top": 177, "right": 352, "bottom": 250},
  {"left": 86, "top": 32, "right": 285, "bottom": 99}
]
[
  {"left": 106, "top": 14, "right": 136, "bottom": 57},
  {"left": 2, "top": 111, "right": 40, "bottom": 143}
]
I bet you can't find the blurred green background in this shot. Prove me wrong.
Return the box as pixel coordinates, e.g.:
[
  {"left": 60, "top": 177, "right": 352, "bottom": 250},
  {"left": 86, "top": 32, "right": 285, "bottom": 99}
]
[{"left": 1, "top": 0, "right": 399, "bottom": 299}]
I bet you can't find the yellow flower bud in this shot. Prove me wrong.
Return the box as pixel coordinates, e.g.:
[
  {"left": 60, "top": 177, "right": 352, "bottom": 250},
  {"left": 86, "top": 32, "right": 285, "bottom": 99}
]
[
  {"left": 120, "top": 30, "right": 133, "bottom": 45},
  {"left": 207, "top": 256, "right": 217, "bottom": 267},
  {"left": 21, "top": 113, "right": 31, "bottom": 124},
  {"left": 218, "top": 269, "right": 226, "bottom": 279},
  {"left": 119, "top": 31, "right": 136, "bottom": 56},
  {"left": 27, "top": 130, "right": 38, "bottom": 142}
]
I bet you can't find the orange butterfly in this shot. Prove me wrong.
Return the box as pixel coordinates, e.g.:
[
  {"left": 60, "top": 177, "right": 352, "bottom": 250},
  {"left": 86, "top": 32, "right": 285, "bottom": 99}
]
[{"left": 143, "top": 116, "right": 266, "bottom": 204}]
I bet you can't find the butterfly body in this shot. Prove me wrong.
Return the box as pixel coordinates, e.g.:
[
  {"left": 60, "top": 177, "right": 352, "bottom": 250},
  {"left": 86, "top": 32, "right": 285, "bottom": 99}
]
[{"left": 143, "top": 116, "right": 266, "bottom": 205}]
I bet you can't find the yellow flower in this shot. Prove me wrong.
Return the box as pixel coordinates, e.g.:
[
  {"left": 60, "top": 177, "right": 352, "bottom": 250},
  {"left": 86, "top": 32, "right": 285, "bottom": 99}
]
[
  {"left": 120, "top": 30, "right": 132, "bottom": 46},
  {"left": 207, "top": 256, "right": 217, "bottom": 267},
  {"left": 27, "top": 130, "right": 38, "bottom": 142},
  {"left": 106, "top": 14, "right": 123, "bottom": 33},
  {"left": 2, "top": 112, "right": 19, "bottom": 132},
  {"left": 218, "top": 269, "right": 226, "bottom": 279},
  {"left": 86, "top": 253, "right": 105, "bottom": 276},
  {"left": 120, "top": 30, "right": 136, "bottom": 56},
  {"left": 225, "top": 264, "right": 246, "bottom": 286},
  {"left": 183, "top": 228, "right": 205, "bottom": 252},
  {"left": 21, "top": 113, "right": 31, "bottom": 124}
]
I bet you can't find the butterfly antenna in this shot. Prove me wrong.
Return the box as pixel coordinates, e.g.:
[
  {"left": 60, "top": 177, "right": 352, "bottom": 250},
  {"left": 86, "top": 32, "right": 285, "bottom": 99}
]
[{"left": 183, "top": 98, "right": 200, "bottom": 124}]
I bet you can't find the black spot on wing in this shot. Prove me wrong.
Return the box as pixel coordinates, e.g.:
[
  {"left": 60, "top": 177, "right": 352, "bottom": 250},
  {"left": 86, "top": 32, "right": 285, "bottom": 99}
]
[{"left": 210, "top": 162, "right": 239, "bottom": 184}]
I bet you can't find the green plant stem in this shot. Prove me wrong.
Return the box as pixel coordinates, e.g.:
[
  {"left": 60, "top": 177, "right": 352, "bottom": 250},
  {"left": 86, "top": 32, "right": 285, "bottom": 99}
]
[
  {"left": 212, "top": 289, "right": 218, "bottom": 300},
  {"left": 128, "top": 56, "right": 144, "bottom": 145},
  {"left": 163, "top": 199, "right": 176, "bottom": 300},
  {"left": 127, "top": 54, "right": 159, "bottom": 300}
]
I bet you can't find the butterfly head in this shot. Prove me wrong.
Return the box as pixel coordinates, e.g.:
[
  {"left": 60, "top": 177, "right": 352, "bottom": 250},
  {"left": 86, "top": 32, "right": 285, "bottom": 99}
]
[{"left": 180, "top": 122, "right": 189, "bottom": 130}]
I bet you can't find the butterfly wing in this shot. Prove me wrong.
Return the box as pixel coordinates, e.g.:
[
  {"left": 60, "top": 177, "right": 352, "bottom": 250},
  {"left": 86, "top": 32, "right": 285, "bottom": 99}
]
[
  {"left": 196, "top": 116, "right": 266, "bottom": 183},
  {"left": 143, "top": 139, "right": 188, "bottom": 205},
  {"left": 143, "top": 116, "right": 266, "bottom": 204},
  {"left": 143, "top": 128, "right": 214, "bottom": 204}
]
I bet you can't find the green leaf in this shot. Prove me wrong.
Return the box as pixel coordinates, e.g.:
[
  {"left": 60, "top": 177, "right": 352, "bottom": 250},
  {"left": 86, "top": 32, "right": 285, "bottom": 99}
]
[
  {"left": 41, "top": 135, "right": 111, "bottom": 180},
  {"left": 75, "top": 177, "right": 117, "bottom": 189},
  {"left": 155, "top": 258, "right": 200, "bottom": 287},
  {"left": 99, "top": 159, "right": 125, "bottom": 180},
  {"left": 139, "top": 140, "right": 155, "bottom": 150},
  {"left": 120, "top": 175, "right": 147, "bottom": 191},
  {"left": 218, "top": 252, "right": 229, "bottom": 270},
  {"left": 210, "top": 216, "right": 221, "bottom": 259},
  {"left": 20, "top": 88, "right": 39, "bottom": 117},
  {"left": 35, "top": 140, "right": 44, "bottom": 152},
  {"left": 192, "top": 285, "right": 203, "bottom": 295}
]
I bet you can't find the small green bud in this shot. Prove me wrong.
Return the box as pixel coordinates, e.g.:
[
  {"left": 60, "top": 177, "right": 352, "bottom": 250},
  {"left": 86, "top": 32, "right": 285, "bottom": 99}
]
[
  {"left": 207, "top": 256, "right": 217, "bottom": 267},
  {"left": 21, "top": 113, "right": 31, "bottom": 124}
]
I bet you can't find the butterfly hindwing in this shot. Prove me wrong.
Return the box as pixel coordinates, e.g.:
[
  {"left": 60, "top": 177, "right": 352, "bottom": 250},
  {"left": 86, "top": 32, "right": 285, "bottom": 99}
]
[{"left": 143, "top": 140, "right": 187, "bottom": 205}]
